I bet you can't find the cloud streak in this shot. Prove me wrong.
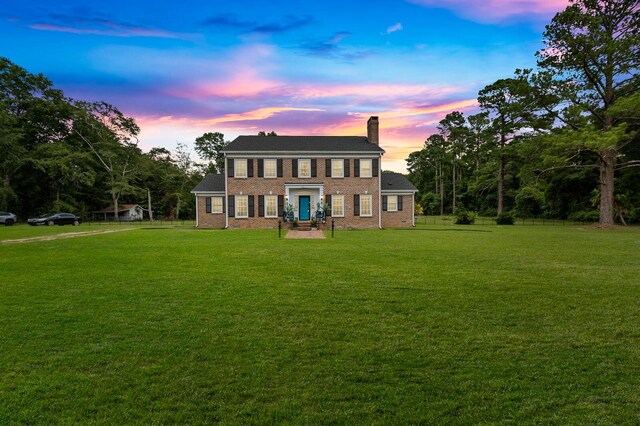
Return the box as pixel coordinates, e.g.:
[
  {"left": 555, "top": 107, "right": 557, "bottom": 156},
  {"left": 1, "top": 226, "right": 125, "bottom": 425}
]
[
  {"left": 408, "top": 0, "right": 568, "bottom": 22},
  {"left": 298, "top": 31, "right": 371, "bottom": 60},
  {"left": 28, "top": 13, "right": 194, "bottom": 39},
  {"left": 201, "top": 14, "right": 313, "bottom": 34},
  {"left": 386, "top": 22, "right": 403, "bottom": 34}
]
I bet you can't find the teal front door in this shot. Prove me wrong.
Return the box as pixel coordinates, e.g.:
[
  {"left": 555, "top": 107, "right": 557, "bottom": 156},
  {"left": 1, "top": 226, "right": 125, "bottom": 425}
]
[{"left": 299, "top": 196, "right": 311, "bottom": 221}]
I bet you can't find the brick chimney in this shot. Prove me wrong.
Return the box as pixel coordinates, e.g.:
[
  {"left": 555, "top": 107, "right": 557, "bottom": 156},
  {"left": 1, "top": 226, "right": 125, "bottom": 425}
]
[{"left": 367, "top": 116, "right": 379, "bottom": 145}]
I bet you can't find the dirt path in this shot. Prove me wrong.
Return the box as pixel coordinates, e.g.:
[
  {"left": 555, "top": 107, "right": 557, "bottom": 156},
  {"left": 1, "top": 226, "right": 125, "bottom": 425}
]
[
  {"left": 285, "top": 229, "right": 326, "bottom": 239},
  {"left": 2, "top": 228, "right": 136, "bottom": 244}
]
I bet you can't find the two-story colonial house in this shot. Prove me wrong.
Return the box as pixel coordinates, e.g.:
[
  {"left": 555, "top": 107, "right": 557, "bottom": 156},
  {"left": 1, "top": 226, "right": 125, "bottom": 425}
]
[{"left": 191, "top": 117, "right": 417, "bottom": 229}]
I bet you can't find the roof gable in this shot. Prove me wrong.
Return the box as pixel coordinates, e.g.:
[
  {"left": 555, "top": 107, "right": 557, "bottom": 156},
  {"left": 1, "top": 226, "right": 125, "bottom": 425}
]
[
  {"left": 381, "top": 172, "right": 417, "bottom": 192},
  {"left": 192, "top": 174, "right": 225, "bottom": 193}
]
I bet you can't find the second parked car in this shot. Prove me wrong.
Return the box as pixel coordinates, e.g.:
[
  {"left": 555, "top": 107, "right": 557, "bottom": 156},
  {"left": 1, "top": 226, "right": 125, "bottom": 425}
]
[{"left": 28, "top": 213, "right": 82, "bottom": 226}]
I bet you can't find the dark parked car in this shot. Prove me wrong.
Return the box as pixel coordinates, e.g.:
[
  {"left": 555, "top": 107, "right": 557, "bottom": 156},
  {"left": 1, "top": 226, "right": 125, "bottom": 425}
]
[
  {"left": 0, "top": 211, "right": 17, "bottom": 226},
  {"left": 28, "top": 213, "right": 82, "bottom": 226}
]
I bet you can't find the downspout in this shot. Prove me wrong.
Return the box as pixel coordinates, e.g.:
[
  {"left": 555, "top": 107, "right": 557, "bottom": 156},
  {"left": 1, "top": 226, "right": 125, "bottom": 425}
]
[
  {"left": 195, "top": 194, "right": 199, "bottom": 228},
  {"left": 412, "top": 192, "right": 415, "bottom": 227},
  {"left": 378, "top": 154, "right": 382, "bottom": 229},
  {"left": 224, "top": 153, "right": 229, "bottom": 229}
]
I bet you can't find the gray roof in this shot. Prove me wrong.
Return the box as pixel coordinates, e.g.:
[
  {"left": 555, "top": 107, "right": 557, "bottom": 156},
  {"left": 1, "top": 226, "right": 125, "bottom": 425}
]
[
  {"left": 221, "top": 136, "right": 385, "bottom": 153},
  {"left": 381, "top": 172, "right": 418, "bottom": 192},
  {"left": 191, "top": 174, "right": 225, "bottom": 192}
]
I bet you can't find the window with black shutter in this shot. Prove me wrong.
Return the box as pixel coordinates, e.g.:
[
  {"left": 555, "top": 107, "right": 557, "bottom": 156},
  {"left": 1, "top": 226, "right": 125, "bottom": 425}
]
[
  {"left": 354, "top": 194, "right": 360, "bottom": 216},
  {"left": 247, "top": 159, "right": 254, "bottom": 177},
  {"left": 278, "top": 195, "right": 284, "bottom": 216},
  {"left": 325, "top": 159, "right": 331, "bottom": 177},
  {"left": 311, "top": 159, "right": 317, "bottom": 177},
  {"left": 373, "top": 158, "right": 379, "bottom": 177},
  {"left": 248, "top": 195, "right": 255, "bottom": 217},
  {"left": 258, "top": 195, "right": 265, "bottom": 217},
  {"left": 227, "top": 158, "right": 234, "bottom": 177},
  {"left": 292, "top": 159, "right": 298, "bottom": 177},
  {"left": 398, "top": 195, "right": 403, "bottom": 211},
  {"left": 258, "top": 159, "right": 264, "bottom": 177},
  {"left": 222, "top": 196, "right": 226, "bottom": 213},
  {"left": 228, "top": 195, "right": 235, "bottom": 217},
  {"left": 206, "top": 197, "right": 212, "bottom": 213},
  {"left": 325, "top": 195, "right": 331, "bottom": 216},
  {"left": 344, "top": 159, "right": 350, "bottom": 177},
  {"left": 382, "top": 195, "right": 387, "bottom": 211},
  {"left": 354, "top": 159, "right": 360, "bottom": 177},
  {"left": 277, "top": 159, "right": 283, "bottom": 177}
]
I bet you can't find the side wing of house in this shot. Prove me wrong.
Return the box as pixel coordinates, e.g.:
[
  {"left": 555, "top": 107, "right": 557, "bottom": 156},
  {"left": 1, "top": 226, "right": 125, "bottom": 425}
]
[
  {"left": 381, "top": 173, "right": 418, "bottom": 228},
  {"left": 191, "top": 174, "right": 226, "bottom": 228}
]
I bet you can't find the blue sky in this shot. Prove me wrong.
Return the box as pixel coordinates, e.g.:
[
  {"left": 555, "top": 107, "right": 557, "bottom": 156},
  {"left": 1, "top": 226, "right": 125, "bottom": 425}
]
[{"left": 1, "top": 0, "right": 568, "bottom": 171}]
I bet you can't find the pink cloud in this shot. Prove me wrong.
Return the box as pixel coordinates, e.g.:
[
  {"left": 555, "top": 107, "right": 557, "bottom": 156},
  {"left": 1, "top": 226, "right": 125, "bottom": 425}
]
[
  {"left": 170, "top": 72, "right": 283, "bottom": 99},
  {"left": 291, "top": 83, "right": 462, "bottom": 100},
  {"left": 170, "top": 78, "right": 466, "bottom": 106},
  {"left": 408, "top": 0, "right": 569, "bottom": 22},
  {"left": 135, "top": 98, "right": 479, "bottom": 173}
]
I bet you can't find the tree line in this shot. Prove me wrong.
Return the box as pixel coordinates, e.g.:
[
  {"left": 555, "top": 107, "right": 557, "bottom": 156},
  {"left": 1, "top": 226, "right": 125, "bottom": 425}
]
[
  {"left": 0, "top": 58, "right": 242, "bottom": 221},
  {"left": 407, "top": 0, "right": 639, "bottom": 225}
]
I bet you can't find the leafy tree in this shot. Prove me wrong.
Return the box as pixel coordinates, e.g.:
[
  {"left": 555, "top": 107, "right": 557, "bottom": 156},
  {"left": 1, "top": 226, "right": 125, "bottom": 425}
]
[
  {"left": 437, "top": 111, "right": 470, "bottom": 211},
  {"left": 530, "top": 0, "right": 640, "bottom": 225},
  {"left": 34, "top": 142, "right": 96, "bottom": 212},
  {"left": 258, "top": 131, "right": 278, "bottom": 136},
  {"left": 170, "top": 142, "right": 197, "bottom": 220},
  {"left": 478, "top": 74, "right": 551, "bottom": 214},
  {"left": 0, "top": 57, "right": 72, "bottom": 213},
  {"left": 71, "top": 101, "right": 141, "bottom": 220},
  {"left": 194, "top": 132, "right": 227, "bottom": 174}
]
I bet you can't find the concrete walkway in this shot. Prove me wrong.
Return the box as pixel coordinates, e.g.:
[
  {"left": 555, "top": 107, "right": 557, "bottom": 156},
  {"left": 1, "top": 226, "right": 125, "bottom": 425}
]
[{"left": 285, "top": 229, "right": 326, "bottom": 239}]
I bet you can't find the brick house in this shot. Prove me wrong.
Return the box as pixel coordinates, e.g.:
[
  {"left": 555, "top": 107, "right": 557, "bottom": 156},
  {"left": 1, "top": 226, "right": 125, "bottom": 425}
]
[{"left": 191, "top": 117, "right": 417, "bottom": 229}]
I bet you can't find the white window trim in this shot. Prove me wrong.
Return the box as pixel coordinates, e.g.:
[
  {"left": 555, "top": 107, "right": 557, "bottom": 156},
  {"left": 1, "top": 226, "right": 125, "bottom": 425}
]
[
  {"left": 360, "top": 194, "right": 373, "bottom": 217},
  {"left": 235, "top": 159, "right": 248, "bottom": 178},
  {"left": 387, "top": 195, "right": 398, "bottom": 212},
  {"left": 298, "top": 159, "right": 311, "bottom": 178},
  {"left": 331, "top": 159, "right": 344, "bottom": 178},
  {"left": 264, "top": 159, "right": 277, "bottom": 179},
  {"left": 360, "top": 159, "right": 372, "bottom": 178},
  {"left": 265, "top": 195, "right": 278, "bottom": 218},
  {"left": 332, "top": 195, "right": 344, "bottom": 217},
  {"left": 235, "top": 195, "right": 248, "bottom": 218},
  {"left": 212, "top": 196, "right": 223, "bottom": 214}
]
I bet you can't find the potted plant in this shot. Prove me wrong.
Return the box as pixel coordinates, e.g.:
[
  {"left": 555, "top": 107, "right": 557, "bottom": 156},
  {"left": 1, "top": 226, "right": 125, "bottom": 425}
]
[{"left": 284, "top": 203, "right": 295, "bottom": 222}]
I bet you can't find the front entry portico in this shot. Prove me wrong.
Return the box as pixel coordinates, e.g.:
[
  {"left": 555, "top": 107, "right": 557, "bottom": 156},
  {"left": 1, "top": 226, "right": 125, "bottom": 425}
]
[{"left": 285, "top": 183, "right": 324, "bottom": 222}]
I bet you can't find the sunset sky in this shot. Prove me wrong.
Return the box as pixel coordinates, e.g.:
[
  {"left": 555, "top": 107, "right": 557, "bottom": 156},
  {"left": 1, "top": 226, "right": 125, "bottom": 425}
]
[{"left": 1, "top": 0, "right": 569, "bottom": 172}]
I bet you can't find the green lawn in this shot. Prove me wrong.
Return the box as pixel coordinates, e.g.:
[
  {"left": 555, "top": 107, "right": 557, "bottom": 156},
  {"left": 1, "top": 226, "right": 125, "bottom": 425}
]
[{"left": 1, "top": 224, "right": 639, "bottom": 423}]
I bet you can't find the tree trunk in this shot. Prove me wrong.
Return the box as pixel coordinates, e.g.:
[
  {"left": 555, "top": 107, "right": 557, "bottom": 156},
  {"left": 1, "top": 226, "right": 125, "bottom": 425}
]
[
  {"left": 452, "top": 161, "right": 456, "bottom": 211},
  {"left": 147, "top": 188, "right": 153, "bottom": 222},
  {"left": 113, "top": 193, "right": 119, "bottom": 222},
  {"left": 598, "top": 148, "right": 616, "bottom": 226},
  {"left": 1, "top": 174, "right": 10, "bottom": 210},
  {"left": 497, "top": 154, "right": 505, "bottom": 215},
  {"left": 440, "top": 164, "right": 444, "bottom": 216},
  {"left": 176, "top": 194, "right": 181, "bottom": 220}
]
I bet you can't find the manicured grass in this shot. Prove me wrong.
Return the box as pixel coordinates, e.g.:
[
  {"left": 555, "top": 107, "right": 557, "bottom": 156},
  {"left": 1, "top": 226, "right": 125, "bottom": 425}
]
[{"left": 1, "top": 225, "right": 639, "bottom": 423}]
